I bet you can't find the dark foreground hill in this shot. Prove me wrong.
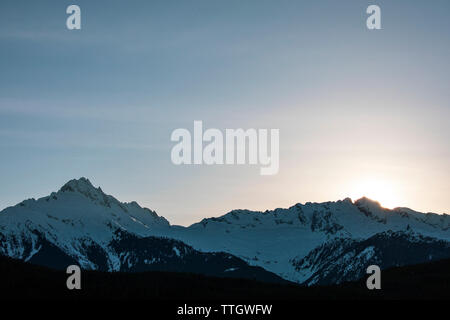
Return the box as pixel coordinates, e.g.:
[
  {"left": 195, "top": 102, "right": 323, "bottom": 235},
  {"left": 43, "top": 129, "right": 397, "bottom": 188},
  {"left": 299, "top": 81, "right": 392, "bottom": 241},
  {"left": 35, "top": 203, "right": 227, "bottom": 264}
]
[{"left": 0, "top": 255, "right": 449, "bottom": 300}]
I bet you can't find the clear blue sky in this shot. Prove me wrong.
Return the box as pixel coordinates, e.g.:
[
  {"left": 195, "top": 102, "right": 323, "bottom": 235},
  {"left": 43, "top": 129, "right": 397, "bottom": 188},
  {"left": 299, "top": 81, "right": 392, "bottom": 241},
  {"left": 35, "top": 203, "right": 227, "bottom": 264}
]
[{"left": 1, "top": 0, "right": 449, "bottom": 225}]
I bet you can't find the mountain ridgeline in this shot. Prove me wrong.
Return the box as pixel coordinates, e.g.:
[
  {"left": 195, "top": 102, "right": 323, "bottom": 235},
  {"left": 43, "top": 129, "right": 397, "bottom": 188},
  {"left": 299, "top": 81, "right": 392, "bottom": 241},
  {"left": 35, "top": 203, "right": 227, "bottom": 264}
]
[{"left": 0, "top": 178, "right": 449, "bottom": 285}]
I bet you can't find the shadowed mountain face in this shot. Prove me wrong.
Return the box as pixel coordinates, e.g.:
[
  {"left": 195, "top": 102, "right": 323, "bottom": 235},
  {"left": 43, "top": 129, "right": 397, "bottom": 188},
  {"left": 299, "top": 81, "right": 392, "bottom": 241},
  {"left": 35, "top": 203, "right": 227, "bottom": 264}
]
[
  {"left": 0, "top": 178, "right": 449, "bottom": 285},
  {"left": 291, "top": 231, "right": 450, "bottom": 285}
]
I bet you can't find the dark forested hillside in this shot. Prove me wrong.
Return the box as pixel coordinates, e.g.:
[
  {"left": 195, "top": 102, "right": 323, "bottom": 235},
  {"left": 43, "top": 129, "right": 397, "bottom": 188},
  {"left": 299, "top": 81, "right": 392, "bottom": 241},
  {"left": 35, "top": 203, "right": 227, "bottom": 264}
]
[{"left": 0, "top": 255, "right": 449, "bottom": 300}]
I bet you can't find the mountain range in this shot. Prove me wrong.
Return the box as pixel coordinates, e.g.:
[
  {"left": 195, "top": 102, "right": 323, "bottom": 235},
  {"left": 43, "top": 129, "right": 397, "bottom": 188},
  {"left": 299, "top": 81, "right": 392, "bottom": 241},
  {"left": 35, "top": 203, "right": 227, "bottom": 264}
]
[{"left": 0, "top": 177, "right": 449, "bottom": 285}]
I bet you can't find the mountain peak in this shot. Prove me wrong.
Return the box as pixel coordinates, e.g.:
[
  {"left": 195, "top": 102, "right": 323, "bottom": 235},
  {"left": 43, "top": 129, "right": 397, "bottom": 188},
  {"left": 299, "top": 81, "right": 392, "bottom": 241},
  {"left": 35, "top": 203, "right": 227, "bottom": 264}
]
[
  {"left": 58, "top": 178, "right": 111, "bottom": 205},
  {"left": 59, "top": 177, "right": 98, "bottom": 194},
  {"left": 355, "top": 197, "right": 382, "bottom": 208},
  {"left": 342, "top": 197, "right": 353, "bottom": 204}
]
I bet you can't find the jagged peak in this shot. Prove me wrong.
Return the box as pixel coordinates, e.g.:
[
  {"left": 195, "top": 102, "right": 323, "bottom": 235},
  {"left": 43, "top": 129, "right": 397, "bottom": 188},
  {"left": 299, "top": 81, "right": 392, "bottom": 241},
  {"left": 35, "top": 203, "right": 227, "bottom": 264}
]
[
  {"left": 342, "top": 197, "right": 353, "bottom": 204},
  {"left": 58, "top": 177, "right": 113, "bottom": 207},
  {"left": 55, "top": 178, "right": 169, "bottom": 225},
  {"left": 59, "top": 177, "right": 98, "bottom": 193},
  {"left": 354, "top": 197, "right": 383, "bottom": 209}
]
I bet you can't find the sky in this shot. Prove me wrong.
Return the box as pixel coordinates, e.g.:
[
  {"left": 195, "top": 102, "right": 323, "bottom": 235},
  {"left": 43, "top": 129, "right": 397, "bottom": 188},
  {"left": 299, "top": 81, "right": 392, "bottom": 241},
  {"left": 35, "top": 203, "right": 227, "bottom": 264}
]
[{"left": 0, "top": 0, "right": 449, "bottom": 226}]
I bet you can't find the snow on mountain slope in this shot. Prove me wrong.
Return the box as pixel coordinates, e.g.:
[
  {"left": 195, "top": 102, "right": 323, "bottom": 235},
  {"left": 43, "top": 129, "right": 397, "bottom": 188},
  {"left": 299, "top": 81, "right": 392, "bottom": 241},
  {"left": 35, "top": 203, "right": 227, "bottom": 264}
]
[
  {"left": 291, "top": 230, "right": 450, "bottom": 285},
  {"left": 0, "top": 178, "right": 287, "bottom": 283},
  {"left": 166, "top": 198, "right": 450, "bottom": 283},
  {"left": 0, "top": 178, "right": 171, "bottom": 268},
  {"left": 0, "top": 178, "right": 449, "bottom": 285}
]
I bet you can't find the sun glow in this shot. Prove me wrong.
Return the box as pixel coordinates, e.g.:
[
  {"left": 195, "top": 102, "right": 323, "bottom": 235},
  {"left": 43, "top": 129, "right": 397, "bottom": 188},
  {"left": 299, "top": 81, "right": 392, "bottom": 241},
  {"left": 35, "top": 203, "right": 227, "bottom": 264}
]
[{"left": 348, "top": 178, "right": 401, "bottom": 209}]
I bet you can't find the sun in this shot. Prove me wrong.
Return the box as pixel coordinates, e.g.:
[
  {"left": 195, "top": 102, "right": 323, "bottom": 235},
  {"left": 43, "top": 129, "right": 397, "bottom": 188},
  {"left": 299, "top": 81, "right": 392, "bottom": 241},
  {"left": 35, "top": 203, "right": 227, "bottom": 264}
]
[{"left": 348, "top": 178, "right": 400, "bottom": 209}]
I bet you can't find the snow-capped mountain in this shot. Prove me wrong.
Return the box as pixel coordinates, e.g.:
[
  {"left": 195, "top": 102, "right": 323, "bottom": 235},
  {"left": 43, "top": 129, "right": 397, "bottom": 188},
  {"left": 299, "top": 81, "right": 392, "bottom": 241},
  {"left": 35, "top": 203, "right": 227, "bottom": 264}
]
[
  {"left": 167, "top": 197, "right": 450, "bottom": 283},
  {"left": 0, "top": 178, "right": 449, "bottom": 285},
  {"left": 0, "top": 178, "right": 286, "bottom": 283},
  {"left": 0, "top": 178, "right": 169, "bottom": 267}
]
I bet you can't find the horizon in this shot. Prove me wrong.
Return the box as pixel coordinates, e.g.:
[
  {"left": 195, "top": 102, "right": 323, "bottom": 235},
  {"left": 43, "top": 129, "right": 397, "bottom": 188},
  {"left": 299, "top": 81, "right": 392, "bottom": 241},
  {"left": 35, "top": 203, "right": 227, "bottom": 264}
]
[
  {"left": 1, "top": 176, "right": 447, "bottom": 227},
  {"left": 1, "top": 0, "right": 449, "bottom": 226}
]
